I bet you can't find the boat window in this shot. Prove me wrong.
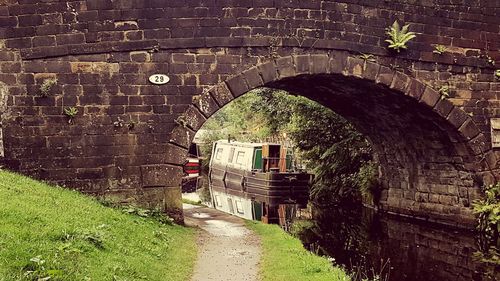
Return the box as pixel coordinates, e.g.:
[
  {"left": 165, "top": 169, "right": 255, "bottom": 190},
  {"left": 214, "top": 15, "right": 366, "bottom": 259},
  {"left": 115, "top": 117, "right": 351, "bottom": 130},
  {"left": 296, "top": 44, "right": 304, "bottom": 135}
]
[
  {"left": 235, "top": 151, "right": 246, "bottom": 165},
  {"left": 215, "top": 147, "right": 223, "bottom": 161},
  {"left": 215, "top": 195, "right": 222, "bottom": 207},
  {"left": 235, "top": 201, "right": 244, "bottom": 214},
  {"left": 228, "top": 147, "right": 235, "bottom": 163},
  {"left": 253, "top": 149, "right": 262, "bottom": 170}
]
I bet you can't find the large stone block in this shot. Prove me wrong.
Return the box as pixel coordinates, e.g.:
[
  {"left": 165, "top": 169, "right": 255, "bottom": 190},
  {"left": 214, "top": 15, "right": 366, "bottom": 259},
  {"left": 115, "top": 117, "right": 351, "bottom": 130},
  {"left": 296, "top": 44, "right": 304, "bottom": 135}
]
[
  {"left": 168, "top": 125, "right": 195, "bottom": 148},
  {"left": 375, "top": 66, "right": 395, "bottom": 86},
  {"left": 447, "top": 107, "right": 469, "bottom": 129},
  {"left": 346, "top": 56, "right": 364, "bottom": 78},
  {"left": 293, "top": 54, "right": 311, "bottom": 75},
  {"left": 180, "top": 106, "right": 206, "bottom": 131},
  {"left": 225, "top": 74, "right": 249, "bottom": 97},
  {"left": 141, "top": 164, "right": 183, "bottom": 187},
  {"left": 193, "top": 91, "right": 220, "bottom": 117},
  {"left": 275, "top": 56, "right": 296, "bottom": 79},
  {"left": 390, "top": 71, "right": 410, "bottom": 92},
  {"left": 310, "top": 54, "right": 329, "bottom": 74},
  {"left": 242, "top": 66, "right": 264, "bottom": 89},
  {"left": 328, "top": 51, "right": 348, "bottom": 74},
  {"left": 164, "top": 185, "right": 183, "bottom": 221},
  {"left": 164, "top": 143, "right": 188, "bottom": 165},
  {"left": 257, "top": 61, "right": 278, "bottom": 83}
]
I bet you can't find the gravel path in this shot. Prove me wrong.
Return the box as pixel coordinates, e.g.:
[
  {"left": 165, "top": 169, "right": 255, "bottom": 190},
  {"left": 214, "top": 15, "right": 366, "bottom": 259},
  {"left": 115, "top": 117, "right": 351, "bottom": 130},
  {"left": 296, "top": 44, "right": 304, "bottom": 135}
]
[{"left": 184, "top": 204, "right": 261, "bottom": 281}]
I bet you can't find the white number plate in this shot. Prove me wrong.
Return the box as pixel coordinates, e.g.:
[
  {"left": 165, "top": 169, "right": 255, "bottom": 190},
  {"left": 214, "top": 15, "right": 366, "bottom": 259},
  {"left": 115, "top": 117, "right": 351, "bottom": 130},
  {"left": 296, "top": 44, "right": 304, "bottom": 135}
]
[{"left": 149, "top": 74, "right": 170, "bottom": 85}]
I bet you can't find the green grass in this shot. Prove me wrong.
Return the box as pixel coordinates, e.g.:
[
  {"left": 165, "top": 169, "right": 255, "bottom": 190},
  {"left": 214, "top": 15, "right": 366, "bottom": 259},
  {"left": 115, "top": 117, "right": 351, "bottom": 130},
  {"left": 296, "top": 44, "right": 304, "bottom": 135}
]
[
  {"left": 246, "top": 221, "right": 350, "bottom": 281},
  {"left": 0, "top": 169, "right": 197, "bottom": 281},
  {"left": 181, "top": 198, "right": 203, "bottom": 206}
]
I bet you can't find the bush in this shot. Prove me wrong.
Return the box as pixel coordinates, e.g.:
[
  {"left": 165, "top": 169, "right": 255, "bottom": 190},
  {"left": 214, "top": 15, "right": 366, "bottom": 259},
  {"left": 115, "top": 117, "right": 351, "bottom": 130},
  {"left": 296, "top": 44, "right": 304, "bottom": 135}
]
[{"left": 473, "top": 183, "right": 500, "bottom": 270}]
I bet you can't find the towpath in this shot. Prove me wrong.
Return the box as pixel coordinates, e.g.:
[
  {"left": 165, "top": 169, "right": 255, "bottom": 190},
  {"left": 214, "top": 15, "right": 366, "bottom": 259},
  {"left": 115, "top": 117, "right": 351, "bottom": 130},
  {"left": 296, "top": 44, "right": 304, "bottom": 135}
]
[{"left": 184, "top": 204, "right": 261, "bottom": 281}]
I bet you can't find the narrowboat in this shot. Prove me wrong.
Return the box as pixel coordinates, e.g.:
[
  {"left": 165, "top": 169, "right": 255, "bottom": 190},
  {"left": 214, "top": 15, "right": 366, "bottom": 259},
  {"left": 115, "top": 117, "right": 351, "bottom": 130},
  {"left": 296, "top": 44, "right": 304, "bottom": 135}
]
[
  {"left": 181, "top": 142, "right": 202, "bottom": 193},
  {"left": 208, "top": 140, "right": 312, "bottom": 224}
]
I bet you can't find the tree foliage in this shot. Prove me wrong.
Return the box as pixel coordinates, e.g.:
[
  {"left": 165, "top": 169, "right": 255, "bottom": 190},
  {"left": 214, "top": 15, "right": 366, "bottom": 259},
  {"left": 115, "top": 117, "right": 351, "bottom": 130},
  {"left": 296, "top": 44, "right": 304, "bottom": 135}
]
[{"left": 199, "top": 88, "right": 378, "bottom": 205}]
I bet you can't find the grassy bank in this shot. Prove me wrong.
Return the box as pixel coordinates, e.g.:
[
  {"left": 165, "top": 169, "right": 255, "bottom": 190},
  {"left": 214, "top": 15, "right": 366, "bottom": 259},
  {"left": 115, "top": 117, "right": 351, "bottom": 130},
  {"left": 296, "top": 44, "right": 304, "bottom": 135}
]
[
  {"left": 0, "top": 169, "right": 196, "bottom": 280},
  {"left": 246, "top": 221, "right": 350, "bottom": 281}
]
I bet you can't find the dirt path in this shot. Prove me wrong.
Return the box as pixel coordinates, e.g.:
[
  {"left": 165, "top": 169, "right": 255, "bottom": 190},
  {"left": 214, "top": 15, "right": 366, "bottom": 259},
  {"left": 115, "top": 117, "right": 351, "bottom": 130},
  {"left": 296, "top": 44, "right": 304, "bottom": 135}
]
[{"left": 184, "top": 204, "right": 261, "bottom": 281}]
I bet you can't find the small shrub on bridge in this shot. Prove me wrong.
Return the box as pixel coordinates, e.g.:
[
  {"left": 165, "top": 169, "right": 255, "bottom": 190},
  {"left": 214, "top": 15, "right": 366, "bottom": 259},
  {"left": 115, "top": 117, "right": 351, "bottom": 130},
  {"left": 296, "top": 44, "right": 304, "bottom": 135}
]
[
  {"left": 385, "top": 20, "right": 416, "bottom": 52},
  {"left": 438, "top": 85, "right": 450, "bottom": 100},
  {"left": 39, "top": 78, "right": 57, "bottom": 97},
  {"left": 433, "top": 44, "right": 448, "bottom": 55},
  {"left": 63, "top": 107, "right": 78, "bottom": 124}
]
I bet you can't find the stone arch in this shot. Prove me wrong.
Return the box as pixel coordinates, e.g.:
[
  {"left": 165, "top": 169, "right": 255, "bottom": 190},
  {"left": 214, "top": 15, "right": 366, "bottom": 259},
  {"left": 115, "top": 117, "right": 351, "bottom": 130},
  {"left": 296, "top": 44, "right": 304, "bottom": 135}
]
[{"left": 169, "top": 52, "right": 490, "bottom": 227}]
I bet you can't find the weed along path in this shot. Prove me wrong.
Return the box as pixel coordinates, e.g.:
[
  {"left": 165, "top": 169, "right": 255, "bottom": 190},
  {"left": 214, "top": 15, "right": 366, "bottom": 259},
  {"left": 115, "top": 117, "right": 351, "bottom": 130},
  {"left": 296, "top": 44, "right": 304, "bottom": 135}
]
[{"left": 184, "top": 204, "right": 261, "bottom": 281}]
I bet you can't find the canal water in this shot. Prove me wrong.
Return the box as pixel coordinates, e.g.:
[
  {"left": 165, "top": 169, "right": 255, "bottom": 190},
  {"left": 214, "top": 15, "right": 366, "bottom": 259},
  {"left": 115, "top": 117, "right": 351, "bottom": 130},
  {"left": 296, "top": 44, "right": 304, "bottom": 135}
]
[{"left": 293, "top": 205, "right": 499, "bottom": 281}]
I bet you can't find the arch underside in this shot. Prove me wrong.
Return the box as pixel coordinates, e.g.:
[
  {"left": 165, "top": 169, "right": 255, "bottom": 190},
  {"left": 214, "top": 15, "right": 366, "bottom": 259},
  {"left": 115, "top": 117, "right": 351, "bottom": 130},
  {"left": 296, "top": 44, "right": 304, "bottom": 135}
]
[{"left": 265, "top": 74, "right": 479, "bottom": 224}]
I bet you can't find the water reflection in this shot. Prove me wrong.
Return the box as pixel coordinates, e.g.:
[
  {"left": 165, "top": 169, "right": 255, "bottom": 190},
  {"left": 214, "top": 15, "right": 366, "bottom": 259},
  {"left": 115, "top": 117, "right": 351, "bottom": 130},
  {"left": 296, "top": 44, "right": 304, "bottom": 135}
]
[{"left": 294, "top": 205, "right": 499, "bottom": 281}]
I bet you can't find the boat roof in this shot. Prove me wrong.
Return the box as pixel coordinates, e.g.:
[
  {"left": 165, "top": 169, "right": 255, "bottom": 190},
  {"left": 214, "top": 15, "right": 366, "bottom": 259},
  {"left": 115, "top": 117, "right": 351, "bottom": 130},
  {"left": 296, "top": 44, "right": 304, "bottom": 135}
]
[{"left": 215, "top": 139, "right": 282, "bottom": 148}]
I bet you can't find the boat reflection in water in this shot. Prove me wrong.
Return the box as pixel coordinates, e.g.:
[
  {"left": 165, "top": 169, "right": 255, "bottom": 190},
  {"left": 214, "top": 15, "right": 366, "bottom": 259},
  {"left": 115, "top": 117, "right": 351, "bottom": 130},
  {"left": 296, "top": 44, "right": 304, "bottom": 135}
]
[
  {"left": 294, "top": 205, "right": 499, "bottom": 281},
  {"left": 208, "top": 140, "right": 312, "bottom": 224}
]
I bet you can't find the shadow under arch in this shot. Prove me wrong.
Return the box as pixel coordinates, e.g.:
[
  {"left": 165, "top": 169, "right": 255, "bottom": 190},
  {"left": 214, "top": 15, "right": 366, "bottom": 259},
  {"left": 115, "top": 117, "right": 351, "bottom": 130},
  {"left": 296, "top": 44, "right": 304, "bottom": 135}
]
[{"left": 169, "top": 52, "right": 491, "bottom": 227}]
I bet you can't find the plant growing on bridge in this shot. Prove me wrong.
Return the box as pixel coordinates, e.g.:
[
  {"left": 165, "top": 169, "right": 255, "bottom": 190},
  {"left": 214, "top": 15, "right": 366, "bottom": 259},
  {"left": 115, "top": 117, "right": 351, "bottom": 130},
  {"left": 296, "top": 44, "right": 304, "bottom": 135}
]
[
  {"left": 113, "top": 117, "right": 124, "bottom": 128},
  {"left": 438, "top": 85, "right": 450, "bottom": 100},
  {"left": 127, "top": 120, "right": 137, "bottom": 130},
  {"left": 39, "top": 78, "right": 57, "bottom": 97},
  {"left": 385, "top": 20, "right": 416, "bottom": 52},
  {"left": 433, "top": 44, "right": 447, "bottom": 55},
  {"left": 495, "top": 69, "right": 500, "bottom": 79},
  {"left": 485, "top": 55, "right": 495, "bottom": 66},
  {"left": 63, "top": 107, "right": 78, "bottom": 124},
  {"left": 174, "top": 115, "right": 188, "bottom": 127},
  {"left": 359, "top": 53, "right": 376, "bottom": 62}
]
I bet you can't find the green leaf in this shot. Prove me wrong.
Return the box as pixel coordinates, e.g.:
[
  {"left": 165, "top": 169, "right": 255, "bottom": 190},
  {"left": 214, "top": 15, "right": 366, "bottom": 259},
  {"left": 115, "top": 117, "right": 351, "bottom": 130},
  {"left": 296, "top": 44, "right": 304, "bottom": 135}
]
[{"left": 385, "top": 20, "right": 416, "bottom": 52}]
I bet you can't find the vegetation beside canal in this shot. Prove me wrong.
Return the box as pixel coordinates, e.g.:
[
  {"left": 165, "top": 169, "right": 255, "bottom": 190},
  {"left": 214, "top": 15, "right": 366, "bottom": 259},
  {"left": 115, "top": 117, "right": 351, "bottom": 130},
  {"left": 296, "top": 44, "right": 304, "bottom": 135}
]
[
  {"left": 473, "top": 182, "right": 500, "bottom": 270},
  {"left": 0, "top": 169, "right": 197, "bottom": 281},
  {"left": 246, "top": 221, "right": 350, "bottom": 281}
]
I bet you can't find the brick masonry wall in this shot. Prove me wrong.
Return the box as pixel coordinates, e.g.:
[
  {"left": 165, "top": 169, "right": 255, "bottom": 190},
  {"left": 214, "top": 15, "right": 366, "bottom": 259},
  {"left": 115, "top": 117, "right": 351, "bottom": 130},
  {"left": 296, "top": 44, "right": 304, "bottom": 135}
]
[
  {"left": 0, "top": 0, "right": 498, "bottom": 225},
  {"left": 0, "top": 81, "right": 6, "bottom": 157}
]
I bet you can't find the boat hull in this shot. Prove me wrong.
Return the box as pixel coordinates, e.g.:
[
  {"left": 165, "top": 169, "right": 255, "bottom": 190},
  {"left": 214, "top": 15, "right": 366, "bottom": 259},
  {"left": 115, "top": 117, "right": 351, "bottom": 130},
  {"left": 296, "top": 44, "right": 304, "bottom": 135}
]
[{"left": 209, "top": 164, "right": 311, "bottom": 207}]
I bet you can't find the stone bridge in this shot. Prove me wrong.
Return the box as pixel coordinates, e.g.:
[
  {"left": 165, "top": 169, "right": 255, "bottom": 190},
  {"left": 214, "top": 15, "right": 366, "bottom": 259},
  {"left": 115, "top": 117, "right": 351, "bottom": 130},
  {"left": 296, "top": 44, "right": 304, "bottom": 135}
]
[{"left": 0, "top": 0, "right": 498, "bottom": 227}]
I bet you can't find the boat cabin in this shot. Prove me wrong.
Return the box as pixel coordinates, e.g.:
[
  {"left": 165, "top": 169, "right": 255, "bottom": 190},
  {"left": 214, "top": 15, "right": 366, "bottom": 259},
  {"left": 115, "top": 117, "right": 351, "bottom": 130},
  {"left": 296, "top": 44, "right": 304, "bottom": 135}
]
[{"left": 209, "top": 140, "right": 312, "bottom": 224}]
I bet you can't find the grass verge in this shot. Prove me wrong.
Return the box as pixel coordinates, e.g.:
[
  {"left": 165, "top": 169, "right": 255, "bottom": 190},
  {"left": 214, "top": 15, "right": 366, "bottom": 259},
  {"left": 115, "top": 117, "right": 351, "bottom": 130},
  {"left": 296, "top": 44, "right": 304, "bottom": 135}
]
[
  {"left": 181, "top": 198, "right": 203, "bottom": 206},
  {"left": 246, "top": 221, "right": 350, "bottom": 281},
  {"left": 0, "top": 169, "right": 196, "bottom": 281}
]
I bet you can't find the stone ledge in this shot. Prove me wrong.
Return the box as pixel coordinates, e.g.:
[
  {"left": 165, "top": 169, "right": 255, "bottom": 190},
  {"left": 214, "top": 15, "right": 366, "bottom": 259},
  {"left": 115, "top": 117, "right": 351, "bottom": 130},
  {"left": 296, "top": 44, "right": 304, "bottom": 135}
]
[{"left": 14, "top": 36, "right": 494, "bottom": 71}]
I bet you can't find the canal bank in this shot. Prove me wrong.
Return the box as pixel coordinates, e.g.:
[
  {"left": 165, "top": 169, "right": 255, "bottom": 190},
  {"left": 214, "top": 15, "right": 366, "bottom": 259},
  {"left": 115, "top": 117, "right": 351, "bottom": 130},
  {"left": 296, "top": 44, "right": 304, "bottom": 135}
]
[
  {"left": 184, "top": 204, "right": 350, "bottom": 281},
  {"left": 291, "top": 205, "right": 500, "bottom": 281}
]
